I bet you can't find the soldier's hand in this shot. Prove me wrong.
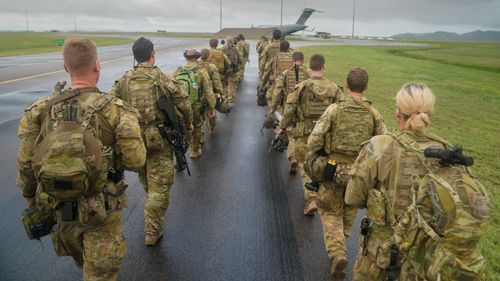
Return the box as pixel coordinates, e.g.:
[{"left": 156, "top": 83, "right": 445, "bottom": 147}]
[
  {"left": 207, "top": 110, "right": 216, "bottom": 118},
  {"left": 268, "top": 106, "right": 275, "bottom": 114},
  {"left": 278, "top": 128, "right": 287, "bottom": 135},
  {"left": 25, "top": 197, "right": 36, "bottom": 207}
]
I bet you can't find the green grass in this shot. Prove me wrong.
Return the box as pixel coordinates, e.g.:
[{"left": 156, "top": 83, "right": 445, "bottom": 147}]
[
  {"left": 296, "top": 42, "right": 500, "bottom": 280},
  {"left": 0, "top": 32, "right": 133, "bottom": 57}
]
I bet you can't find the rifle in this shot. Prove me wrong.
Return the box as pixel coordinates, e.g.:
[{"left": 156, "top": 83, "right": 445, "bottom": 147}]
[{"left": 156, "top": 95, "right": 191, "bottom": 176}]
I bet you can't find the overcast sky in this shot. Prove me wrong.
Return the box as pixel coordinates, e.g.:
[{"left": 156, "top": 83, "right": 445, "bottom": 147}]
[{"left": 1, "top": 0, "right": 499, "bottom": 36}]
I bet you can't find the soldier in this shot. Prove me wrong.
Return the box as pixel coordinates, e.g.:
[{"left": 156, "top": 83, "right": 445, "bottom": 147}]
[
  {"left": 236, "top": 34, "right": 250, "bottom": 82},
  {"left": 263, "top": 40, "right": 293, "bottom": 105},
  {"left": 278, "top": 54, "right": 344, "bottom": 216},
  {"left": 306, "top": 68, "right": 386, "bottom": 278},
  {"left": 259, "top": 29, "right": 282, "bottom": 92},
  {"left": 220, "top": 36, "right": 243, "bottom": 107},
  {"left": 270, "top": 51, "right": 310, "bottom": 174},
  {"left": 109, "top": 37, "right": 192, "bottom": 246},
  {"left": 256, "top": 35, "right": 270, "bottom": 71},
  {"left": 17, "top": 38, "right": 146, "bottom": 280},
  {"left": 173, "top": 49, "right": 216, "bottom": 159},
  {"left": 208, "top": 38, "right": 231, "bottom": 89},
  {"left": 199, "top": 48, "right": 224, "bottom": 135},
  {"left": 345, "top": 83, "right": 488, "bottom": 281}
]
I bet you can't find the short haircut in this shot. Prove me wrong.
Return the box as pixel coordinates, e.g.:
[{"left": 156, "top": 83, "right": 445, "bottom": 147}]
[
  {"left": 272, "top": 29, "right": 282, "bottom": 40},
  {"left": 132, "top": 37, "right": 154, "bottom": 63},
  {"left": 200, "top": 49, "right": 210, "bottom": 60},
  {"left": 239, "top": 34, "right": 245, "bottom": 40},
  {"left": 346, "top": 67, "right": 369, "bottom": 93},
  {"left": 279, "top": 40, "right": 290, "bottom": 52},
  {"left": 209, "top": 38, "right": 218, "bottom": 48},
  {"left": 63, "top": 38, "right": 97, "bottom": 75},
  {"left": 309, "top": 54, "right": 325, "bottom": 71},
  {"left": 292, "top": 52, "right": 304, "bottom": 62}
]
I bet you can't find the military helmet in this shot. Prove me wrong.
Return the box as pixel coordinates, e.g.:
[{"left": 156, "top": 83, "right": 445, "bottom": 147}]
[
  {"left": 184, "top": 49, "right": 201, "bottom": 59},
  {"left": 304, "top": 153, "right": 328, "bottom": 183}
]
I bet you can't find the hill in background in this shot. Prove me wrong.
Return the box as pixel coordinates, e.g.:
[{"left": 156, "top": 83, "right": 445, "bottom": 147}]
[{"left": 393, "top": 30, "right": 500, "bottom": 42}]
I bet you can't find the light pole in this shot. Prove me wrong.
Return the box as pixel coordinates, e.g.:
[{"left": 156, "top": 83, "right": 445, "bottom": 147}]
[
  {"left": 351, "top": 0, "right": 356, "bottom": 39},
  {"left": 25, "top": 9, "right": 29, "bottom": 32},
  {"left": 280, "top": 0, "right": 283, "bottom": 29},
  {"left": 220, "top": 0, "right": 222, "bottom": 30}
]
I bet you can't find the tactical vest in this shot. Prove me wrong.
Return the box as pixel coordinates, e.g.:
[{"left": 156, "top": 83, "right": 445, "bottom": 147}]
[
  {"left": 119, "top": 68, "right": 166, "bottom": 128},
  {"left": 209, "top": 49, "right": 225, "bottom": 73},
  {"left": 33, "top": 88, "right": 113, "bottom": 200},
  {"left": 266, "top": 41, "right": 280, "bottom": 63},
  {"left": 285, "top": 65, "right": 308, "bottom": 93},
  {"left": 327, "top": 100, "right": 375, "bottom": 156},
  {"left": 273, "top": 52, "right": 293, "bottom": 81},
  {"left": 299, "top": 80, "right": 337, "bottom": 135}
]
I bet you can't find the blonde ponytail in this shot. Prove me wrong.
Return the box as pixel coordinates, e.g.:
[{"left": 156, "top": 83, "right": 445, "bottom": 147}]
[{"left": 396, "top": 83, "right": 435, "bottom": 131}]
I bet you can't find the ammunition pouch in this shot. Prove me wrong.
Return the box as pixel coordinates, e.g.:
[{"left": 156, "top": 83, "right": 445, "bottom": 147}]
[
  {"left": 144, "top": 126, "right": 164, "bottom": 151},
  {"left": 21, "top": 206, "right": 56, "bottom": 240}
]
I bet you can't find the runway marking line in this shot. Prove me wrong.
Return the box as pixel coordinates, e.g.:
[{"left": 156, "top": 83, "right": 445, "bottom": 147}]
[{"left": 0, "top": 55, "right": 134, "bottom": 85}]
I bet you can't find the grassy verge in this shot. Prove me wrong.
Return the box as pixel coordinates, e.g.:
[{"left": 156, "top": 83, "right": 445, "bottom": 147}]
[
  {"left": 0, "top": 32, "right": 133, "bottom": 57},
  {"left": 296, "top": 42, "right": 500, "bottom": 280}
]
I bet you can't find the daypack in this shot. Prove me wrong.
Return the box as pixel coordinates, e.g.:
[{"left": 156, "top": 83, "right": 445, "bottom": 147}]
[
  {"left": 120, "top": 69, "right": 163, "bottom": 125},
  {"left": 327, "top": 100, "right": 375, "bottom": 156},
  {"left": 32, "top": 87, "right": 109, "bottom": 201},
  {"left": 297, "top": 80, "right": 338, "bottom": 136},
  {"left": 209, "top": 49, "right": 225, "bottom": 73},
  {"left": 389, "top": 132, "right": 489, "bottom": 281},
  {"left": 175, "top": 67, "right": 200, "bottom": 104},
  {"left": 222, "top": 45, "right": 239, "bottom": 72}
]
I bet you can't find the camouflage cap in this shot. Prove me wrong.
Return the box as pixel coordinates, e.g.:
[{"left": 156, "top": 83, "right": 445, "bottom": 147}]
[{"left": 184, "top": 49, "right": 201, "bottom": 59}]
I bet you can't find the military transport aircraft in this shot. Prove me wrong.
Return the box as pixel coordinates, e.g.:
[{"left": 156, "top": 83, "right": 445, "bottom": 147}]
[{"left": 257, "top": 8, "right": 322, "bottom": 35}]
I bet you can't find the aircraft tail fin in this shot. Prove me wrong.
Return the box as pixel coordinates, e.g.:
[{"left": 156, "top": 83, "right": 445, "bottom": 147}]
[{"left": 295, "top": 8, "right": 316, "bottom": 25}]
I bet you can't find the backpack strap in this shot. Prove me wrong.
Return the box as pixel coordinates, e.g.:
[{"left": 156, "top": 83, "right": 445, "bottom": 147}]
[{"left": 45, "top": 87, "right": 99, "bottom": 111}]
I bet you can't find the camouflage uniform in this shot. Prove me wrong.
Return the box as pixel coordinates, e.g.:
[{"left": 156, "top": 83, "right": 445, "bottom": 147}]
[
  {"left": 258, "top": 39, "right": 280, "bottom": 90},
  {"left": 173, "top": 61, "right": 216, "bottom": 155},
  {"left": 280, "top": 77, "right": 343, "bottom": 214},
  {"left": 199, "top": 59, "right": 224, "bottom": 133},
  {"left": 256, "top": 38, "right": 270, "bottom": 70},
  {"left": 220, "top": 43, "right": 243, "bottom": 105},
  {"left": 17, "top": 87, "right": 146, "bottom": 280},
  {"left": 271, "top": 64, "right": 310, "bottom": 163},
  {"left": 236, "top": 39, "right": 250, "bottom": 82},
  {"left": 110, "top": 62, "right": 193, "bottom": 239},
  {"left": 307, "top": 96, "right": 386, "bottom": 265},
  {"left": 345, "top": 130, "right": 447, "bottom": 281},
  {"left": 263, "top": 51, "right": 293, "bottom": 105}
]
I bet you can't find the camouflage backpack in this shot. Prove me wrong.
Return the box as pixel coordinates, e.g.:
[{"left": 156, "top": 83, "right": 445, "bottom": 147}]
[
  {"left": 222, "top": 44, "right": 239, "bottom": 72},
  {"left": 389, "top": 132, "right": 489, "bottom": 281},
  {"left": 32, "top": 86, "right": 109, "bottom": 201},
  {"left": 273, "top": 52, "right": 294, "bottom": 81},
  {"left": 175, "top": 66, "right": 200, "bottom": 104},
  {"left": 327, "top": 99, "right": 375, "bottom": 156},
  {"left": 120, "top": 68, "right": 164, "bottom": 125},
  {"left": 209, "top": 49, "right": 225, "bottom": 73}
]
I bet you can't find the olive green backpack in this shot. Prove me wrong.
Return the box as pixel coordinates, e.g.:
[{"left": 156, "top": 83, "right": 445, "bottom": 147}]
[
  {"left": 175, "top": 67, "right": 200, "bottom": 104},
  {"left": 389, "top": 132, "right": 489, "bottom": 281}
]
